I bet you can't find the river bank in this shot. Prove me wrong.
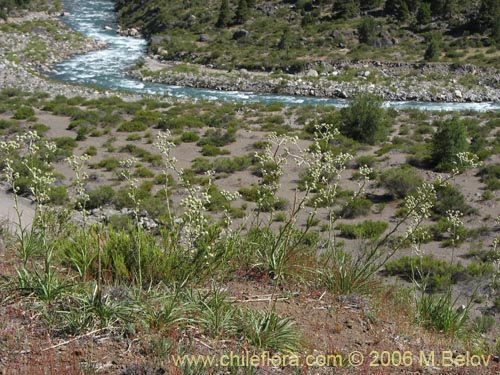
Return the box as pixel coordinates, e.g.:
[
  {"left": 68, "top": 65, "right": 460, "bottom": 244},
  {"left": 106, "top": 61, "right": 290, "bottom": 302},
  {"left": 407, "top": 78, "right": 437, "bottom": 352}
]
[
  {"left": 130, "top": 55, "right": 500, "bottom": 103},
  {"left": 0, "top": 11, "right": 147, "bottom": 101}
]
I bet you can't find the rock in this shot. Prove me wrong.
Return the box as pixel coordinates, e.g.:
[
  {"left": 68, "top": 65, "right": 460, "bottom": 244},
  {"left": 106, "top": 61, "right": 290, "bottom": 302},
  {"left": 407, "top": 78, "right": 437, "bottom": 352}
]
[
  {"left": 128, "top": 28, "right": 139, "bottom": 37},
  {"left": 454, "top": 89, "right": 462, "bottom": 98},
  {"left": 306, "top": 69, "right": 319, "bottom": 77},
  {"left": 232, "top": 29, "right": 249, "bottom": 40},
  {"left": 199, "top": 33, "right": 211, "bottom": 42},
  {"left": 104, "top": 26, "right": 113, "bottom": 31},
  {"left": 151, "top": 35, "right": 170, "bottom": 45},
  {"left": 32, "top": 27, "right": 47, "bottom": 35},
  {"left": 157, "top": 47, "right": 168, "bottom": 57}
]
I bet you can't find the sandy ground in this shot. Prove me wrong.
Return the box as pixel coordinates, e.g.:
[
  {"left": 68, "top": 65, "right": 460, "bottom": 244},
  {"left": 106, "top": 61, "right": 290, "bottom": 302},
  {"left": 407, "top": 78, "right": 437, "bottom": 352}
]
[{"left": 0, "top": 187, "right": 35, "bottom": 230}]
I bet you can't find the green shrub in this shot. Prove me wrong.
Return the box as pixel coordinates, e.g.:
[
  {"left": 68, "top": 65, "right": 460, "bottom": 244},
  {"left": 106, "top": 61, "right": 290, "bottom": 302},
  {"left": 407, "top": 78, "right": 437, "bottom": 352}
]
[
  {"left": 431, "top": 118, "right": 469, "bottom": 172},
  {"left": 358, "top": 17, "right": 379, "bottom": 45},
  {"left": 478, "top": 164, "right": 500, "bottom": 190},
  {"left": 340, "top": 93, "right": 390, "bottom": 145},
  {"left": 339, "top": 196, "right": 372, "bottom": 218},
  {"left": 118, "top": 121, "right": 148, "bottom": 132},
  {"left": 379, "top": 165, "right": 423, "bottom": 199},
  {"left": 84, "top": 146, "right": 97, "bottom": 156},
  {"left": 126, "top": 133, "right": 142, "bottom": 141},
  {"left": 337, "top": 220, "right": 388, "bottom": 240},
  {"left": 385, "top": 255, "right": 466, "bottom": 292},
  {"left": 416, "top": 291, "right": 468, "bottom": 334},
  {"left": 192, "top": 156, "right": 251, "bottom": 174},
  {"left": 95, "top": 157, "right": 121, "bottom": 171},
  {"left": 13, "top": 106, "right": 35, "bottom": 120},
  {"left": 180, "top": 131, "right": 200, "bottom": 143},
  {"left": 86, "top": 186, "right": 116, "bottom": 209},
  {"left": 135, "top": 166, "right": 155, "bottom": 178},
  {"left": 48, "top": 185, "right": 69, "bottom": 205},
  {"left": 200, "top": 145, "right": 230, "bottom": 156},
  {"left": 197, "top": 127, "right": 237, "bottom": 147},
  {"left": 432, "top": 183, "right": 476, "bottom": 218},
  {"left": 53, "top": 137, "right": 77, "bottom": 157}
]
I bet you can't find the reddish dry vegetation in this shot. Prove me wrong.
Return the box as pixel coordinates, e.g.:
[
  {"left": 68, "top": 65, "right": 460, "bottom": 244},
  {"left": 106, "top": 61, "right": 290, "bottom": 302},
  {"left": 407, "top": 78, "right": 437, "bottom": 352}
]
[{"left": 1, "top": 276, "right": 499, "bottom": 375}]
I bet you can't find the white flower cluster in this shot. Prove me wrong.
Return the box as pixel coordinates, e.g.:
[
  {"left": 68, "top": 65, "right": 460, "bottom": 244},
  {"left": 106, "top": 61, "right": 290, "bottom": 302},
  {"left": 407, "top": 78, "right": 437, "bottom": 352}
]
[
  {"left": 180, "top": 185, "right": 211, "bottom": 253},
  {"left": 446, "top": 209, "right": 463, "bottom": 230},
  {"left": 452, "top": 152, "right": 481, "bottom": 174},
  {"left": 66, "top": 154, "right": 91, "bottom": 212},
  {"left": 405, "top": 182, "right": 436, "bottom": 223},
  {"left": 254, "top": 132, "right": 298, "bottom": 209},
  {"left": 0, "top": 131, "right": 56, "bottom": 205},
  {"left": 154, "top": 131, "right": 178, "bottom": 172}
]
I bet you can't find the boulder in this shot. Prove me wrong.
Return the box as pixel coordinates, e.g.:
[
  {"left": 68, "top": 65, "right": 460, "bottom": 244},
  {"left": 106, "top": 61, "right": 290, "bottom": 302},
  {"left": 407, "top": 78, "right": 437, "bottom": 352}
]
[
  {"left": 199, "top": 34, "right": 211, "bottom": 42},
  {"left": 151, "top": 35, "right": 170, "bottom": 45},
  {"left": 306, "top": 69, "right": 319, "bottom": 77},
  {"left": 232, "top": 29, "right": 249, "bottom": 40}
]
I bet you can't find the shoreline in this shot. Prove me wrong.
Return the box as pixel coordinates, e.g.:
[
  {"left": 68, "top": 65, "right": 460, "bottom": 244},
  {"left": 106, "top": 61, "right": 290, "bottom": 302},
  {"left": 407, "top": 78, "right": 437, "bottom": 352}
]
[
  {"left": 0, "top": 10, "right": 498, "bottom": 106},
  {"left": 129, "top": 56, "right": 500, "bottom": 103}
]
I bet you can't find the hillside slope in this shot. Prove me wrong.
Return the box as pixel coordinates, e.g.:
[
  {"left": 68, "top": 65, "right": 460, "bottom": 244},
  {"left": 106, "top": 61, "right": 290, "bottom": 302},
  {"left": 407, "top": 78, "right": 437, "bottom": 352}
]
[{"left": 114, "top": 0, "right": 500, "bottom": 72}]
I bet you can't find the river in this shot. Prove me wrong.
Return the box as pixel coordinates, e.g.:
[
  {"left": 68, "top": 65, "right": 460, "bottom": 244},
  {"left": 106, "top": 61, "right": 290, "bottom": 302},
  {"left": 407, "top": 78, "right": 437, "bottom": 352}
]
[{"left": 51, "top": 0, "right": 500, "bottom": 111}]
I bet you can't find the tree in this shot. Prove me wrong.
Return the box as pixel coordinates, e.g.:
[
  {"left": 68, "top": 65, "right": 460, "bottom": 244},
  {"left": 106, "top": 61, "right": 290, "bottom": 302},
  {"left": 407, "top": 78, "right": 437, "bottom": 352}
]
[
  {"left": 278, "top": 27, "right": 292, "bottom": 52},
  {"left": 396, "top": 0, "right": 410, "bottom": 21},
  {"left": 477, "top": 0, "right": 500, "bottom": 42},
  {"left": 335, "top": 0, "right": 360, "bottom": 18},
  {"left": 416, "top": 2, "right": 432, "bottom": 24},
  {"left": 358, "top": 17, "right": 379, "bottom": 45},
  {"left": 216, "top": 0, "right": 231, "bottom": 28},
  {"left": 235, "top": 0, "right": 250, "bottom": 24},
  {"left": 424, "top": 36, "right": 440, "bottom": 61},
  {"left": 340, "top": 93, "right": 391, "bottom": 145},
  {"left": 431, "top": 118, "right": 469, "bottom": 172}
]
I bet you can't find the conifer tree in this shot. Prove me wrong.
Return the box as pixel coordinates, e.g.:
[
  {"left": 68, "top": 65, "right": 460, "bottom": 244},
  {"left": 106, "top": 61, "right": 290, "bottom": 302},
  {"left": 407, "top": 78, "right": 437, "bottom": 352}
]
[
  {"left": 216, "top": 0, "right": 231, "bottom": 27},
  {"left": 235, "top": 0, "right": 249, "bottom": 24}
]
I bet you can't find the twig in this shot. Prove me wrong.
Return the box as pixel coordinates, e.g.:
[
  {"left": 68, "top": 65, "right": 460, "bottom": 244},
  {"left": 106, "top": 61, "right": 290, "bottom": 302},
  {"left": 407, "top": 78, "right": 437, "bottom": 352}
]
[
  {"left": 231, "top": 297, "right": 289, "bottom": 303},
  {"left": 318, "top": 291, "right": 326, "bottom": 301},
  {"left": 12, "top": 328, "right": 107, "bottom": 354},
  {"left": 193, "top": 336, "right": 213, "bottom": 350},
  {"left": 41, "top": 328, "right": 106, "bottom": 352}
]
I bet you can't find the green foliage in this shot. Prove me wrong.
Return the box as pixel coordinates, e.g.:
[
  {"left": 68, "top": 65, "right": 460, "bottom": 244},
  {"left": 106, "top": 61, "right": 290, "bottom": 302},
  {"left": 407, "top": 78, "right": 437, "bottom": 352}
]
[
  {"left": 200, "top": 144, "right": 230, "bottom": 156},
  {"left": 241, "top": 310, "right": 301, "bottom": 352},
  {"left": 358, "top": 17, "right": 379, "bottom": 45},
  {"left": 216, "top": 0, "right": 231, "bottom": 27},
  {"left": 415, "top": 291, "right": 468, "bottom": 335},
  {"left": 337, "top": 220, "right": 388, "bottom": 240},
  {"left": 431, "top": 118, "right": 468, "bottom": 172},
  {"left": 424, "top": 36, "right": 441, "bottom": 61},
  {"left": 380, "top": 165, "right": 423, "bottom": 198},
  {"left": 180, "top": 131, "right": 200, "bottom": 143},
  {"left": 432, "top": 183, "right": 476, "bottom": 218},
  {"left": 336, "top": 0, "right": 360, "bottom": 18},
  {"left": 192, "top": 156, "right": 251, "bottom": 174},
  {"left": 478, "top": 164, "right": 500, "bottom": 190},
  {"left": 340, "top": 93, "right": 390, "bottom": 145},
  {"left": 385, "top": 255, "right": 466, "bottom": 292},
  {"left": 417, "top": 2, "right": 432, "bottom": 24},
  {"left": 235, "top": 0, "right": 250, "bottom": 24},
  {"left": 118, "top": 120, "right": 148, "bottom": 132},
  {"left": 48, "top": 185, "right": 69, "bottom": 205},
  {"left": 198, "top": 127, "right": 237, "bottom": 147},
  {"left": 13, "top": 106, "right": 35, "bottom": 120},
  {"left": 86, "top": 186, "right": 116, "bottom": 209},
  {"left": 339, "top": 196, "right": 372, "bottom": 218}
]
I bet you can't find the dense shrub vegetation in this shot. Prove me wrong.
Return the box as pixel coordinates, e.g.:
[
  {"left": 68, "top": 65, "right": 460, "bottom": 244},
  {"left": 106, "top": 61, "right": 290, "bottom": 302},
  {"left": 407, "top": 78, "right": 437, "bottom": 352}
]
[{"left": 114, "top": 0, "right": 500, "bottom": 71}]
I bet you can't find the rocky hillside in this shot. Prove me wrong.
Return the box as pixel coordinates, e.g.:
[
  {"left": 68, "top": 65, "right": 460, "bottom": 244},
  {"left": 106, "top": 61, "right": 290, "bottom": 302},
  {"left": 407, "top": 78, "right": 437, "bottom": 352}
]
[{"left": 114, "top": 0, "right": 500, "bottom": 72}]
